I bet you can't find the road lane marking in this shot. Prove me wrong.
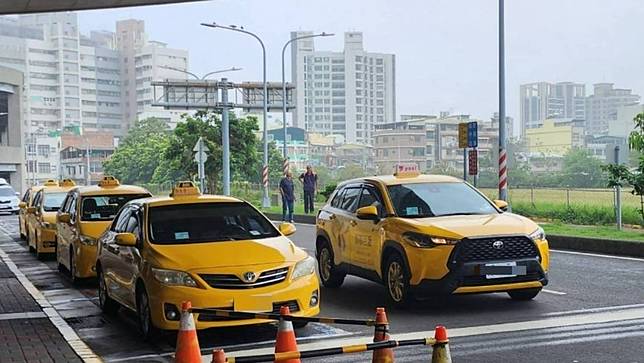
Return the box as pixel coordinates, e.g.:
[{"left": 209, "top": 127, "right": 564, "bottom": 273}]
[
  {"left": 0, "top": 248, "right": 102, "bottom": 363},
  {"left": 542, "top": 303, "right": 644, "bottom": 316},
  {"left": 211, "top": 305, "right": 644, "bottom": 360},
  {"left": 0, "top": 311, "right": 46, "bottom": 320},
  {"left": 542, "top": 288, "right": 567, "bottom": 295},
  {"left": 551, "top": 249, "right": 644, "bottom": 262}
]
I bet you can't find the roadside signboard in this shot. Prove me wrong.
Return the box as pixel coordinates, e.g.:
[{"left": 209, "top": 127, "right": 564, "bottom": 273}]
[
  {"left": 468, "top": 149, "right": 478, "bottom": 175},
  {"left": 458, "top": 123, "right": 468, "bottom": 148},
  {"left": 467, "top": 121, "right": 478, "bottom": 148}
]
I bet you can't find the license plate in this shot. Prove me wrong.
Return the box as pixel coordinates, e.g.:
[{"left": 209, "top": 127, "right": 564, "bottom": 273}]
[
  {"left": 234, "top": 295, "right": 273, "bottom": 313},
  {"left": 482, "top": 262, "right": 526, "bottom": 279}
]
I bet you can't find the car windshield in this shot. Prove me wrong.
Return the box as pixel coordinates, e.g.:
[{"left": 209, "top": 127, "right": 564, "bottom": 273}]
[
  {"left": 81, "top": 194, "right": 150, "bottom": 221},
  {"left": 0, "top": 186, "right": 16, "bottom": 197},
  {"left": 148, "top": 202, "right": 280, "bottom": 244},
  {"left": 387, "top": 182, "right": 498, "bottom": 218},
  {"left": 43, "top": 192, "right": 67, "bottom": 212}
]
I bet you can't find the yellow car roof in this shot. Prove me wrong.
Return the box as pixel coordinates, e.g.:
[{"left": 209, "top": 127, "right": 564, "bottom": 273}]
[
  {"left": 344, "top": 174, "right": 462, "bottom": 187},
  {"left": 75, "top": 184, "right": 151, "bottom": 196},
  {"left": 42, "top": 185, "right": 76, "bottom": 193},
  {"left": 134, "top": 181, "right": 242, "bottom": 208}
]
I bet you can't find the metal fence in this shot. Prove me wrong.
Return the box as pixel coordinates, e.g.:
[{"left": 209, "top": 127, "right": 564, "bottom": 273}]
[{"left": 479, "top": 187, "right": 641, "bottom": 209}]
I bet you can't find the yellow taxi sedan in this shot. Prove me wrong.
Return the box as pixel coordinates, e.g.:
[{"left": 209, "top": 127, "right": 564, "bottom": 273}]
[
  {"left": 56, "top": 176, "right": 151, "bottom": 283},
  {"left": 96, "top": 181, "right": 320, "bottom": 339},
  {"left": 19, "top": 185, "right": 44, "bottom": 240},
  {"left": 316, "top": 166, "right": 549, "bottom": 305},
  {"left": 26, "top": 179, "right": 76, "bottom": 259}
]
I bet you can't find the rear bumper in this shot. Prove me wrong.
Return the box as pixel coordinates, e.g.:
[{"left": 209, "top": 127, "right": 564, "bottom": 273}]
[
  {"left": 37, "top": 228, "right": 57, "bottom": 253},
  {"left": 410, "top": 258, "right": 548, "bottom": 296}
]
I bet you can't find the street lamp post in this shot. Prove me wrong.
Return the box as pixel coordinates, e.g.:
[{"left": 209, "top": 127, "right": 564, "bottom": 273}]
[
  {"left": 281, "top": 32, "right": 334, "bottom": 160},
  {"left": 159, "top": 65, "right": 242, "bottom": 80},
  {"left": 201, "top": 22, "right": 271, "bottom": 207}
]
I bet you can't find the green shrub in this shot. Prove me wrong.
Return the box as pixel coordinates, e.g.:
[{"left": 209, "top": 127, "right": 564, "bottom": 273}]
[
  {"left": 512, "top": 201, "right": 644, "bottom": 226},
  {"left": 320, "top": 183, "right": 337, "bottom": 201}
]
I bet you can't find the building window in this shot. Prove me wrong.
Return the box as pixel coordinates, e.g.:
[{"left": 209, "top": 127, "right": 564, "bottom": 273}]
[{"left": 37, "top": 162, "right": 51, "bottom": 174}]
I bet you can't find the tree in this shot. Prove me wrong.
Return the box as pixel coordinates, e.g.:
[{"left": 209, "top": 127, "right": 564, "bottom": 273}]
[
  {"left": 603, "top": 112, "right": 644, "bottom": 220},
  {"left": 560, "top": 148, "right": 607, "bottom": 188},
  {"left": 103, "top": 118, "right": 170, "bottom": 184},
  {"left": 160, "top": 111, "right": 262, "bottom": 191}
]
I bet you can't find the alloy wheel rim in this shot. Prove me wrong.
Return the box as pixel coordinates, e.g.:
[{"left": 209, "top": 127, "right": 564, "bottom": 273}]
[
  {"left": 387, "top": 262, "right": 404, "bottom": 302},
  {"left": 320, "top": 248, "right": 332, "bottom": 281}
]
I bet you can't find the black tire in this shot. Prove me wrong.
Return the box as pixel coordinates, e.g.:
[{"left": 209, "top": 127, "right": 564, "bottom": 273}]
[
  {"left": 317, "top": 241, "right": 345, "bottom": 288},
  {"left": 97, "top": 269, "right": 119, "bottom": 314},
  {"left": 508, "top": 288, "right": 542, "bottom": 301},
  {"left": 27, "top": 231, "right": 35, "bottom": 252},
  {"left": 69, "top": 249, "right": 80, "bottom": 285},
  {"left": 137, "top": 285, "right": 160, "bottom": 341},
  {"left": 384, "top": 253, "right": 413, "bottom": 306},
  {"left": 293, "top": 321, "right": 309, "bottom": 329}
]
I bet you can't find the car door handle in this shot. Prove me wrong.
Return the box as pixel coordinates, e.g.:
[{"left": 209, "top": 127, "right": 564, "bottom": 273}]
[
  {"left": 350, "top": 220, "right": 357, "bottom": 226},
  {"left": 106, "top": 245, "right": 119, "bottom": 255},
  {"left": 328, "top": 214, "right": 336, "bottom": 220}
]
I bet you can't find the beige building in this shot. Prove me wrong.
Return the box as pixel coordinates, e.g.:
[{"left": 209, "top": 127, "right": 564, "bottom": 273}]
[
  {"left": 0, "top": 66, "right": 26, "bottom": 193},
  {"left": 525, "top": 118, "right": 584, "bottom": 155},
  {"left": 374, "top": 121, "right": 426, "bottom": 174},
  {"left": 60, "top": 132, "right": 115, "bottom": 185}
]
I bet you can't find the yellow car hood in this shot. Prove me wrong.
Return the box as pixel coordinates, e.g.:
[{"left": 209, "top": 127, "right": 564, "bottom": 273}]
[
  {"left": 148, "top": 236, "right": 308, "bottom": 271},
  {"left": 80, "top": 221, "right": 112, "bottom": 240},
  {"left": 403, "top": 212, "right": 539, "bottom": 239}
]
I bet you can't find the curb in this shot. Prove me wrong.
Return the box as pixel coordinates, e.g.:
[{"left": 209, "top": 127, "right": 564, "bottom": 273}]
[{"left": 267, "top": 213, "right": 644, "bottom": 258}]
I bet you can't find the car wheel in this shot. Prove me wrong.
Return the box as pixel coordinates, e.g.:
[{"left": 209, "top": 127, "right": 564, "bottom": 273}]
[
  {"left": 508, "top": 288, "right": 542, "bottom": 301},
  {"left": 293, "top": 321, "right": 309, "bottom": 329},
  {"left": 317, "top": 242, "right": 345, "bottom": 288},
  {"left": 385, "top": 253, "right": 412, "bottom": 306},
  {"left": 97, "top": 269, "right": 119, "bottom": 314},
  {"left": 137, "top": 285, "right": 160, "bottom": 341},
  {"left": 35, "top": 237, "right": 44, "bottom": 261},
  {"left": 27, "top": 231, "right": 34, "bottom": 252},
  {"left": 56, "top": 245, "right": 65, "bottom": 273}
]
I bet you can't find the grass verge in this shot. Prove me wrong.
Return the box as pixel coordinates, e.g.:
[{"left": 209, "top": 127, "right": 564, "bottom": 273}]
[{"left": 544, "top": 223, "right": 644, "bottom": 242}]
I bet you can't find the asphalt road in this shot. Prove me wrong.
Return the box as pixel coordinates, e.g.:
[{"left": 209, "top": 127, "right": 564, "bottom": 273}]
[{"left": 1, "top": 213, "right": 643, "bottom": 362}]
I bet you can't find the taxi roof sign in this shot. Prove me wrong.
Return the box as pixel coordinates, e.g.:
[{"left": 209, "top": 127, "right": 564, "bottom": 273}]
[
  {"left": 170, "top": 181, "right": 201, "bottom": 197},
  {"left": 59, "top": 179, "right": 76, "bottom": 187},
  {"left": 394, "top": 163, "right": 420, "bottom": 178},
  {"left": 43, "top": 179, "right": 59, "bottom": 186},
  {"left": 98, "top": 176, "right": 120, "bottom": 187}
]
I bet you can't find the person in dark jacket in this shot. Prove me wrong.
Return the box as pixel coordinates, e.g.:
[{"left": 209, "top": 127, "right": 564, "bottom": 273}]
[
  {"left": 299, "top": 165, "right": 318, "bottom": 214},
  {"left": 279, "top": 171, "right": 295, "bottom": 222}
]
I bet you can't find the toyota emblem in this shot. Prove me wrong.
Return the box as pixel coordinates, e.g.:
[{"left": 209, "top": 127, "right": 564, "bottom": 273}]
[
  {"left": 242, "top": 271, "right": 257, "bottom": 283},
  {"left": 492, "top": 240, "right": 504, "bottom": 250}
]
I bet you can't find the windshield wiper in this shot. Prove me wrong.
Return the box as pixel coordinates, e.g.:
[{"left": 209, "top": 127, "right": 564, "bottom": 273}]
[{"left": 435, "top": 212, "right": 484, "bottom": 217}]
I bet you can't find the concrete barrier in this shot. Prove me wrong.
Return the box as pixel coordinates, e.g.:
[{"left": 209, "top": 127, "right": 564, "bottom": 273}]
[{"left": 268, "top": 212, "right": 644, "bottom": 258}]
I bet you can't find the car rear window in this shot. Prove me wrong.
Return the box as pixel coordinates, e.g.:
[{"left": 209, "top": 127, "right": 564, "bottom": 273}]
[
  {"left": 148, "top": 202, "right": 279, "bottom": 244},
  {"left": 81, "top": 194, "right": 150, "bottom": 221}
]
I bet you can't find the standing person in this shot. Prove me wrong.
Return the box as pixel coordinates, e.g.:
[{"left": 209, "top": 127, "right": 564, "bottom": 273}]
[
  {"left": 279, "top": 171, "right": 295, "bottom": 223},
  {"left": 299, "top": 165, "right": 318, "bottom": 214}
]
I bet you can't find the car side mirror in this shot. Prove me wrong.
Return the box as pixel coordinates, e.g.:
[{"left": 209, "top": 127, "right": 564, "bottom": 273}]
[
  {"left": 27, "top": 206, "right": 36, "bottom": 214},
  {"left": 278, "top": 222, "right": 296, "bottom": 236},
  {"left": 356, "top": 205, "right": 379, "bottom": 220},
  {"left": 19, "top": 202, "right": 26, "bottom": 209},
  {"left": 493, "top": 200, "right": 508, "bottom": 212},
  {"left": 115, "top": 232, "right": 137, "bottom": 247},
  {"left": 58, "top": 213, "right": 71, "bottom": 224}
]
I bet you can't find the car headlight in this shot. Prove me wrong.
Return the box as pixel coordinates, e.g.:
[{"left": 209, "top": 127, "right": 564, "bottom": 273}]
[
  {"left": 80, "top": 235, "right": 97, "bottom": 246},
  {"left": 402, "top": 232, "right": 459, "bottom": 248},
  {"left": 529, "top": 227, "right": 546, "bottom": 242},
  {"left": 151, "top": 267, "right": 198, "bottom": 287},
  {"left": 292, "top": 256, "right": 316, "bottom": 280}
]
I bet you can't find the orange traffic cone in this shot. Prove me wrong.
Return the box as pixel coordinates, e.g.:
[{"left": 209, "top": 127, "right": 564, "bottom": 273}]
[
  {"left": 175, "top": 301, "right": 202, "bottom": 363},
  {"left": 274, "top": 305, "right": 300, "bottom": 363},
  {"left": 372, "top": 307, "right": 394, "bottom": 363},
  {"left": 211, "top": 349, "right": 226, "bottom": 363},
  {"left": 431, "top": 325, "right": 452, "bottom": 363}
]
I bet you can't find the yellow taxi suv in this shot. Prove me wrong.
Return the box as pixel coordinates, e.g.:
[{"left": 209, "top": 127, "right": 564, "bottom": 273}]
[
  {"left": 56, "top": 176, "right": 151, "bottom": 283},
  {"left": 19, "top": 185, "right": 44, "bottom": 240},
  {"left": 96, "top": 181, "right": 320, "bottom": 339},
  {"left": 316, "top": 167, "right": 549, "bottom": 305},
  {"left": 26, "top": 179, "right": 76, "bottom": 259}
]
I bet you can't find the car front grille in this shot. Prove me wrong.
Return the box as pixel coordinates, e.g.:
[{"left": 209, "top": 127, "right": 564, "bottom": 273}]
[
  {"left": 200, "top": 267, "right": 289, "bottom": 289},
  {"left": 452, "top": 236, "right": 538, "bottom": 263},
  {"left": 197, "top": 300, "right": 300, "bottom": 321}
]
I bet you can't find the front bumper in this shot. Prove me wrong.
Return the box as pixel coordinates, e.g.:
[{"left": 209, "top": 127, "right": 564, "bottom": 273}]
[{"left": 147, "top": 272, "right": 320, "bottom": 330}]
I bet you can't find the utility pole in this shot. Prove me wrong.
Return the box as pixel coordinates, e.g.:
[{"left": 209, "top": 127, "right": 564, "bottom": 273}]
[
  {"left": 615, "top": 145, "right": 622, "bottom": 230},
  {"left": 221, "top": 78, "right": 230, "bottom": 196},
  {"left": 498, "top": 0, "right": 508, "bottom": 201}
]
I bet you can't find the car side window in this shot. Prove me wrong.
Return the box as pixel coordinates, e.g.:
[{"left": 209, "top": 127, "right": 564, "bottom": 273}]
[
  {"left": 357, "top": 186, "right": 384, "bottom": 217},
  {"left": 32, "top": 191, "right": 42, "bottom": 208},
  {"left": 22, "top": 190, "right": 30, "bottom": 203},
  {"left": 112, "top": 206, "right": 131, "bottom": 233},
  {"left": 60, "top": 195, "right": 71, "bottom": 214},
  {"left": 68, "top": 194, "right": 78, "bottom": 222},
  {"left": 330, "top": 188, "right": 345, "bottom": 208},
  {"left": 340, "top": 187, "right": 361, "bottom": 213},
  {"left": 125, "top": 211, "right": 140, "bottom": 237}
]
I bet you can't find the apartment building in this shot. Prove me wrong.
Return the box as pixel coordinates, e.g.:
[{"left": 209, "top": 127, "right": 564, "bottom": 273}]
[
  {"left": 525, "top": 118, "right": 585, "bottom": 155},
  {"left": 60, "top": 131, "right": 115, "bottom": 185},
  {"left": 373, "top": 121, "right": 426, "bottom": 173},
  {"left": 519, "top": 82, "right": 585, "bottom": 137},
  {"left": 586, "top": 83, "right": 640, "bottom": 136},
  {"left": 291, "top": 31, "right": 395, "bottom": 145}
]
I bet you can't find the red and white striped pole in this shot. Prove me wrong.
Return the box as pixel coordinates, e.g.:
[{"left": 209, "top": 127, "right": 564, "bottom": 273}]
[
  {"left": 262, "top": 164, "right": 269, "bottom": 189},
  {"left": 499, "top": 148, "right": 507, "bottom": 194},
  {"left": 283, "top": 158, "right": 289, "bottom": 175},
  {"left": 498, "top": 0, "right": 508, "bottom": 202}
]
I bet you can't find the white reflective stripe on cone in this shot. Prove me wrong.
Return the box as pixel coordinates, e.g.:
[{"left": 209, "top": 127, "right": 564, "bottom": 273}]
[{"left": 180, "top": 311, "right": 197, "bottom": 331}]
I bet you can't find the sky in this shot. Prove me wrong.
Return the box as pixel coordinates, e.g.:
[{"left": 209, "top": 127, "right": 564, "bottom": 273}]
[{"left": 78, "top": 0, "right": 644, "bottom": 135}]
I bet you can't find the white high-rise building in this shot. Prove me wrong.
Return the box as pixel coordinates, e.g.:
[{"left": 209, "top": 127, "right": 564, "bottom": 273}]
[
  {"left": 116, "top": 19, "right": 189, "bottom": 130},
  {"left": 519, "top": 81, "right": 585, "bottom": 138},
  {"left": 586, "top": 83, "right": 641, "bottom": 136},
  {"left": 291, "top": 31, "right": 395, "bottom": 145}
]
